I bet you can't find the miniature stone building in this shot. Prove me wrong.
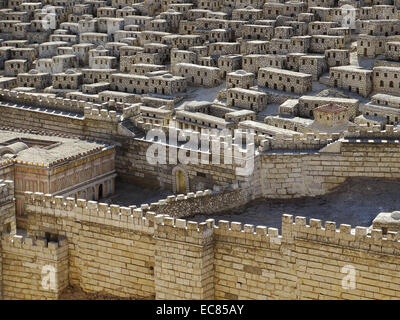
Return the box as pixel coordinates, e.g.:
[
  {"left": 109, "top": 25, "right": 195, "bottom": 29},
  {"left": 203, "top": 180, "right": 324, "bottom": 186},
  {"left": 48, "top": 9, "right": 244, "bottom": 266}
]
[
  {"left": 242, "top": 24, "right": 274, "bottom": 40},
  {"left": 111, "top": 72, "right": 187, "bottom": 95},
  {"left": 242, "top": 54, "right": 285, "bottom": 74},
  {"left": 16, "top": 70, "right": 51, "bottom": 90},
  {"left": 258, "top": 67, "right": 313, "bottom": 94},
  {"left": 52, "top": 70, "right": 83, "bottom": 90},
  {"left": 325, "top": 49, "right": 350, "bottom": 67},
  {"left": 386, "top": 41, "right": 400, "bottom": 61},
  {"left": 226, "top": 87, "right": 268, "bottom": 111},
  {"left": 138, "top": 105, "right": 173, "bottom": 127},
  {"left": 330, "top": 65, "right": 373, "bottom": 97},
  {"left": 313, "top": 103, "right": 349, "bottom": 127},
  {"left": 373, "top": 66, "right": 400, "bottom": 95},
  {"left": 298, "top": 96, "right": 360, "bottom": 120},
  {"left": 175, "top": 110, "right": 235, "bottom": 132},
  {"left": 298, "top": 55, "right": 327, "bottom": 80},
  {"left": 0, "top": 130, "right": 116, "bottom": 215},
  {"left": 173, "top": 63, "right": 221, "bottom": 87},
  {"left": 226, "top": 69, "right": 255, "bottom": 89},
  {"left": 238, "top": 119, "right": 297, "bottom": 137},
  {"left": 4, "top": 59, "right": 28, "bottom": 76},
  {"left": 358, "top": 96, "right": 400, "bottom": 126},
  {"left": 224, "top": 109, "right": 256, "bottom": 125}
]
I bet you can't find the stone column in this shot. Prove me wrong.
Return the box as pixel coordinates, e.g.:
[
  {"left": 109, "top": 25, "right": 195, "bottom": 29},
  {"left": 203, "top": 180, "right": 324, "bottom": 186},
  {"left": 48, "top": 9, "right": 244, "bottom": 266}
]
[{"left": 154, "top": 216, "right": 215, "bottom": 299}]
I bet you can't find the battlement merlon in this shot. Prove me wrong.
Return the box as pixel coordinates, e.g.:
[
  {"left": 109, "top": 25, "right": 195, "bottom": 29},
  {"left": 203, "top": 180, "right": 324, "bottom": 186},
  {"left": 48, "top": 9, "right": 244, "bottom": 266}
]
[
  {"left": 0, "top": 89, "right": 94, "bottom": 114},
  {"left": 154, "top": 215, "right": 214, "bottom": 246},
  {"left": 213, "top": 219, "right": 282, "bottom": 246},
  {"left": 282, "top": 214, "right": 400, "bottom": 255},
  {"left": 0, "top": 89, "right": 141, "bottom": 124},
  {"left": 260, "top": 132, "right": 341, "bottom": 152},
  {"left": 83, "top": 106, "right": 120, "bottom": 122},
  {"left": 145, "top": 189, "right": 213, "bottom": 211},
  {"left": 1, "top": 232, "right": 68, "bottom": 257},
  {"left": 23, "top": 190, "right": 400, "bottom": 253},
  {"left": 345, "top": 124, "right": 400, "bottom": 140},
  {"left": 23, "top": 192, "right": 156, "bottom": 234}
]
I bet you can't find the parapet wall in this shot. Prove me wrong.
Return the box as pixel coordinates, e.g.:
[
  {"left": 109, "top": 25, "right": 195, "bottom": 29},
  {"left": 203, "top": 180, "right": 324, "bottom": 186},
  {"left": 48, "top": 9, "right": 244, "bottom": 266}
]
[
  {"left": 0, "top": 95, "right": 128, "bottom": 143},
  {"left": 24, "top": 192, "right": 156, "bottom": 234},
  {"left": 23, "top": 192, "right": 157, "bottom": 299},
  {"left": 258, "top": 129, "right": 400, "bottom": 199},
  {"left": 258, "top": 124, "right": 400, "bottom": 153},
  {"left": 143, "top": 183, "right": 251, "bottom": 218},
  {"left": 261, "top": 132, "right": 341, "bottom": 151},
  {"left": 9, "top": 191, "right": 400, "bottom": 300},
  {"left": 345, "top": 124, "right": 400, "bottom": 139},
  {"left": 0, "top": 89, "right": 92, "bottom": 114},
  {"left": 83, "top": 106, "right": 120, "bottom": 122},
  {"left": 213, "top": 214, "right": 400, "bottom": 299},
  {"left": 0, "top": 89, "right": 140, "bottom": 120}
]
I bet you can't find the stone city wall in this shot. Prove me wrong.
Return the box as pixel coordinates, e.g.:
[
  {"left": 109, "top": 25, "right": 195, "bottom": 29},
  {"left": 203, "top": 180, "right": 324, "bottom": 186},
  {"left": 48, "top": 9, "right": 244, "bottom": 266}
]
[
  {"left": 1, "top": 192, "right": 400, "bottom": 299},
  {"left": 213, "top": 214, "right": 400, "bottom": 299},
  {"left": 1, "top": 233, "right": 68, "bottom": 300},
  {"left": 2, "top": 90, "right": 400, "bottom": 201},
  {"left": 22, "top": 193, "right": 157, "bottom": 299},
  {"left": 258, "top": 128, "right": 400, "bottom": 199},
  {"left": 0, "top": 100, "right": 121, "bottom": 142},
  {"left": 261, "top": 132, "right": 341, "bottom": 152},
  {"left": 0, "top": 92, "right": 249, "bottom": 190},
  {"left": 145, "top": 185, "right": 252, "bottom": 218}
]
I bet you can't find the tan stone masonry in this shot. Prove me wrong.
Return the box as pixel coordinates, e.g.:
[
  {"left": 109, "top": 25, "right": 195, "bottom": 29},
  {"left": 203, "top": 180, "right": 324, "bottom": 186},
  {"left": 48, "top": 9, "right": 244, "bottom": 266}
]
[{"left": 0, "top": 191, "right": 398, "bottom": 300}]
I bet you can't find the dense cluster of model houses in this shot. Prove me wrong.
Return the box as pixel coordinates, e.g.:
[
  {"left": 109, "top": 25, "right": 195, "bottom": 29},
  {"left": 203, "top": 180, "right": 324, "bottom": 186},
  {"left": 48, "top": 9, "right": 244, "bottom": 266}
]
[{"left": 0, "top": 0, "right": 399, "bottom": 138}]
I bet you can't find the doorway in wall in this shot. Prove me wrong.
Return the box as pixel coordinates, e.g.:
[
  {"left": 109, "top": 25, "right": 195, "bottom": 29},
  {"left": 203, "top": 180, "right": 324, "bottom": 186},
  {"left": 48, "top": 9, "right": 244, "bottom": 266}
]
[{"left": 176, "top": 169, "right": 186, "bottom": 194}]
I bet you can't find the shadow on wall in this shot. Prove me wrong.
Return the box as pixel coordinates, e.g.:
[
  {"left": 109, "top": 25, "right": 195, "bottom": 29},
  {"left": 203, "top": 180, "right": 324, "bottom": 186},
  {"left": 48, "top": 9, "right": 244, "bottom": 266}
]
[
  {"left": 99, "top": 180, "right": 173, "bottom": 207},
  {"left": 190, "top": 178, "right": 400, "bottom": 230}
]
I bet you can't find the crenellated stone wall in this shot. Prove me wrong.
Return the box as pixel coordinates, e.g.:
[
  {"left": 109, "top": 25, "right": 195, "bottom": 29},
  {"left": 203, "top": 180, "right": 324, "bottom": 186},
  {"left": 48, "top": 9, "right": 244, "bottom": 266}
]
[
  {"left": 1, "top": 191, "right": 400, "bottom": 300},
  {"left": 259, "top": 140, "right": 400, "bottom": 198},
  {"left": 0, "top": 92, "right": 251, "bottom": 191},
  {"left": 1, "top": 233, "right": 68, "bottom": 300},
  {"left": 154, "top": 216, "right": 215, "bottom": 299},
  {"left": 257, "top": 126, "right": 400, "bottom": 199},
  {"left": 141, "top": 184, "right": 251, "bottom": 218},
  {"left": 213, "top": 214, "right": 400, "bottom": 299},
  {"left": 23, "top": 193, "right": 157, "bottom": 299}
]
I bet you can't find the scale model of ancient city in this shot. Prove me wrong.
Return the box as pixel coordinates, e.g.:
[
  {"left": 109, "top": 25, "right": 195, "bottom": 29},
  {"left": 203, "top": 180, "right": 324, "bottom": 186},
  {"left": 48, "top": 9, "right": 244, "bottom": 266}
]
[{"left": 0, "top": 0, "right": 399, "bottom": 300}]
